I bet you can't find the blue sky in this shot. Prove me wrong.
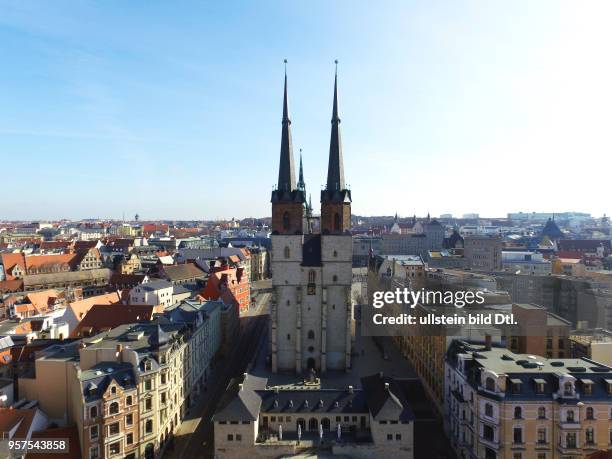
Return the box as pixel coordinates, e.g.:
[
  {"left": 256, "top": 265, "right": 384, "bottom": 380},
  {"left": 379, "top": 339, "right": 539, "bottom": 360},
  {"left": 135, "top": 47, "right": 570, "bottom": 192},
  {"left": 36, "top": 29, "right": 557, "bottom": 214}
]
[{"left": 1, "top": 1, "right": 611, "bottom": 220}]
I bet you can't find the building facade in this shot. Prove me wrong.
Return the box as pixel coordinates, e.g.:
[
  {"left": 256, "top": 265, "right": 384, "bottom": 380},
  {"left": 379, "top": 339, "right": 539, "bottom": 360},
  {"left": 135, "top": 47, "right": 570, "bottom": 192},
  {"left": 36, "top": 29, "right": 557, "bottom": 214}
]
[
  {"left": 446, "top": 340, "right": 612, "bottom": 459},
  {"left": 270, "top": 67, "right": 353, "bottom": 374}
]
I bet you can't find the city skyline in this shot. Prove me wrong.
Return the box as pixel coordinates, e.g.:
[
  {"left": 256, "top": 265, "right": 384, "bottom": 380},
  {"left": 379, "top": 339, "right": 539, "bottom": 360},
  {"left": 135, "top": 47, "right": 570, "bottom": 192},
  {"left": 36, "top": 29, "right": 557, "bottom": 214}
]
[{"left": 2, "top": 1, "right": 612, "bottom": 220}]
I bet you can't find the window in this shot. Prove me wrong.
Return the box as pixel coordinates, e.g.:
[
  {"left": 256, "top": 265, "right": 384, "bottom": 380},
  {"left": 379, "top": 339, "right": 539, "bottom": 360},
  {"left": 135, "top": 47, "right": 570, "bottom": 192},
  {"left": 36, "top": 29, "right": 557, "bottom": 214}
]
[
  {"left": 566, "top": 432, "right": 576, "bottom": 448},
  {"left": 89, "top": 446, "right": 100, "bottom": 459},
  {"left": 109, "top": 402, "right": 119, "bottom": 415},
  {"left": 126, "top": 433, "right": 133, "bottom": 445},
  {"left": 513, "top": 454, "right": 522, "bottom": 459},
  {"left": 90, "top": 425, "right": 99, "bottom": 440},
  {"left": 90, "top": 406, "right": 98, "bottom": 419},
  {"left": 110, "top": 385, "right": 117, "bottom": 395},
  {"left": 227, "top": 434, "right": 234, "bottom": 441},
  {"left": 586, "top": 407, "right": 594, "bottom": 420},
  {"left": 537, "top": 428, "right": 546, "bottom": 444},
  {"left": 537, "top": 454, "right": 546, "bottom": 459},
  {"left": 284, "top": 246, "right": 290, "bottom": 258},
  {"left": 126, "top": 395, "right": 132, "bottom": 406},
  {"left": 287, "top": 333, "right": 291, "bottom": 340},
  {"left": 386, "top": 434, "right": 393, "bottom": 441},
  {"left": 566, "top": 410, "right": 574, "bottom": 422},
  {"left": 236, "top": 434, "right": 242, "bottom": 441},
  {"left": 483, "top": 425, "right": 494, "bottom": 441},
  {"left": 308, "top": 270, "right": 315, "bottom": 283},
  {"left": 109, "top": 441, "right": 120, "bottom": 455},
  {"left": 564, "top": 382, "right": 573, "bottom": 396},
  {"left": 586, "top": 428, "right": 594, "bottom": 444},
  {"left": 485, "top": 403, "right": 493, "bottom": 417},
  {"left": 282, "top": 212, "right": 290, "bottom": 231},
  {"left": 126, "top": 413, "right": 133, "bottom": 425},
  {"left": 307, "top": 330, "right": 315, "bottom": 340},
  {"left": 145, "top": 398, "right": 152, "bottom": 411},
  {"left": 584, "top": 383, "right": 593, "bottom": 395},
  {"left": 161, "top": 373, "right": 167, "bottom": 384},
  {"left": 485, "top": 377, "right": 495, "bottom": 392},
  {"left": 514, "top": 407, "right": 522, "bottom": 419},
  {"left": 395, "top": 434, "right": 402, "bottom": 440},
  {"left": 332, "top": 275, "right": 338, "bottom": 282},
  {"left": 108, "top": 422, "right": 120, "bottom": 436},
  {"left": 513, "top": 427, "right": 523, "bottom": 444},
  {"left": 145, "top": 419, "right": 153, "bottom": 434},
  {"left": 536, "top": 381, "right": 545, "bottom": 394},
  {"left": 334, "top": 213, "right": 341, "bottom": 231},
  {"left": 144, "top": 379, "right": 152, "bottom": 391}
]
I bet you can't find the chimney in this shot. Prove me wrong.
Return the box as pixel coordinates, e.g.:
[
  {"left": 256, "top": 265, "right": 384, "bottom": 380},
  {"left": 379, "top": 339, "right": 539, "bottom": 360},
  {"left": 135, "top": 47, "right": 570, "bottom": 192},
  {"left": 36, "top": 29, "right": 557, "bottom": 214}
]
[{"left": 485, "top": 334, "right": 492, "bottom": 351}]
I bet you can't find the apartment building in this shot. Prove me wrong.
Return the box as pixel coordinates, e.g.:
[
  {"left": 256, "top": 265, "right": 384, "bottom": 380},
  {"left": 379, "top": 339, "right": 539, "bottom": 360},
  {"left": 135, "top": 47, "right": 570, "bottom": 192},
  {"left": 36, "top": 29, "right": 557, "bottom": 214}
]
[
  {"left": 129, "top": 280, "right": 174, "bottom": 309},
  {"left": 446, "top": 340, "right": 612, "bottom": 459},
  {"left": 464, "top": 235, "right": 503, "bottom": 272},
  {"left": 18, "top": 301, "right": 223, "bottom": 459}
]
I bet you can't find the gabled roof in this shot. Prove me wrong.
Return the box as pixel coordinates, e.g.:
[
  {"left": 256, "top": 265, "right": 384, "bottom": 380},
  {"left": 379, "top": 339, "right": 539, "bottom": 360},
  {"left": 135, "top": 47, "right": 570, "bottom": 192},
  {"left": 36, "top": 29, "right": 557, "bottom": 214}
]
[
  {"left": 213, "top": 374, "right": 266, "bottom": 422},
  {"left": 67, "top": 292, "right": 121, "bottom": 322},
  {"left": 71, "top": 304, "right": 155, "bottom": 338},
  {"left": 161, "top": 263, "right": 206, "bottom": 281},
  {"left": 0, "top": 407, "right": 38, "bottom": 439},
  {"left": 26, "top": 289, "right": 61, "bottom": 315},
  {"left": 360, "top": 373, "right": 415, "bottom": 422},
  {"left": 0, "top": 253, "right": 26, "bottom": 280}
]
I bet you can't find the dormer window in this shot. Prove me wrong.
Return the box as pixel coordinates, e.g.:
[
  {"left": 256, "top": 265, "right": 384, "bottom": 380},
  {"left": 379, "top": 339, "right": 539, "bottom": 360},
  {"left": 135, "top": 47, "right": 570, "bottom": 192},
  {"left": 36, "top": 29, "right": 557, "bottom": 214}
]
[
  {"left": 566, "top": 410, "right": 575, "bottom": 422},
  {"left": 564, "top": 381, "right": 573, "bottom": 396},
  {"left": 511, "top": 379, "right": 521, "bottom": 394},
  {"left": 583, "top": 381, "right": 593, "bottom": 395},
  {"left": 535, "top": 379, "right": 546, "bottom": 394},
  {"left": 485, "top": 377, "right": 495, "bottom": 392}
]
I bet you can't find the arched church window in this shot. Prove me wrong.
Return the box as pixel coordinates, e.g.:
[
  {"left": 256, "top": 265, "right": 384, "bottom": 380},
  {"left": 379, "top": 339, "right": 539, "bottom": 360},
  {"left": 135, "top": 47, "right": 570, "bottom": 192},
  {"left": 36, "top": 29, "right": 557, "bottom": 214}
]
[
  {"left": 334, "top": 213, "right": 341, "bottom": 231},
  {"left": 283, "top": 212, "right": 290, "bottom": 231}
]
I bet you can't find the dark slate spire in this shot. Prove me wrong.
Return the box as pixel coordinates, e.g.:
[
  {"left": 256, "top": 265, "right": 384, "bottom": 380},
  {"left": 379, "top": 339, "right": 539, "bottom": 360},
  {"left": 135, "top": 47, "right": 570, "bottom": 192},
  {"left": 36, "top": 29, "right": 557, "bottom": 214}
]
[
  {"left": 326, "top": 60, "right": 345, "bottom": 192},
  {"left": 277, "top": 60, "right": 296, "bottom": 193},
  {"left": 297, "top": 148, "right": 305, "bottom": 191}
]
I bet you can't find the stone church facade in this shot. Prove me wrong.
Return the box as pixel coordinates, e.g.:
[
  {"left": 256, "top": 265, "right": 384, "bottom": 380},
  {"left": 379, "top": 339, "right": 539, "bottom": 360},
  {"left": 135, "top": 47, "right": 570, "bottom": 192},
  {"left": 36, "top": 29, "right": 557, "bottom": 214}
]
[{"left": 270, "top": 67, "right": 354, "bottom": 374}]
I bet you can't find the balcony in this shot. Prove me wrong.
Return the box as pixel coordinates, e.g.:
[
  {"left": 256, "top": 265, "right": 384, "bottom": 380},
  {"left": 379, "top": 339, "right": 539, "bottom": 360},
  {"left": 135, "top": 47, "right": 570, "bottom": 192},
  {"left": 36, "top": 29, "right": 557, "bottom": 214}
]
[{"left": 479, "top": 435, "right": 499, "bottom": 450}]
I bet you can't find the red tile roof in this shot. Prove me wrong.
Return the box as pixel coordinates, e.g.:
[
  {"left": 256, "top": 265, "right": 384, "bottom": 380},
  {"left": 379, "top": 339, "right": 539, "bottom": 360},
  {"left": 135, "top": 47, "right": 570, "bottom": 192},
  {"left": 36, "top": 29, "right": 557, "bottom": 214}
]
[
  {"left": 27, "top": 425, "right": 81, "bottom": 459},
  {"left": 0, "top": 408, "right": 38, "bottom": 439},
  {"left": 1, "top": 253, "right": 26, "bottom": 280},
  {"left": 71, "top": 304, "right": 155, "bottom": 338},
  {"left": 0, "top": 279, "right": 24, "bottom": 293}
]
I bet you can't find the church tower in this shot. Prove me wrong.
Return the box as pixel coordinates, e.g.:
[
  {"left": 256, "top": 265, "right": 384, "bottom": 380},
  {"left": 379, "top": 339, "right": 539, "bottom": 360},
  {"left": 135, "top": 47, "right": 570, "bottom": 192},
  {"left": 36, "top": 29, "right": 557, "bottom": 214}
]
[
  {"left": 270, "top": 64, "right": 306, "bottom": 235},
  {"left": 320, "top": 63, "right": 352, "bottom": 234},
  {"left": 270, "top": 64, "right": 353, "bottom": 375}
]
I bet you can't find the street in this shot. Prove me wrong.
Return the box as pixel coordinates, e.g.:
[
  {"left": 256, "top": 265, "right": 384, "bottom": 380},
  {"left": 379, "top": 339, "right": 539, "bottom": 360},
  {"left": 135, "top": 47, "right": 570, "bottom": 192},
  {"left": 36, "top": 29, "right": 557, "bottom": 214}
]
[{"left": 164, "top": 281, "right": 270, "bottom": 459}]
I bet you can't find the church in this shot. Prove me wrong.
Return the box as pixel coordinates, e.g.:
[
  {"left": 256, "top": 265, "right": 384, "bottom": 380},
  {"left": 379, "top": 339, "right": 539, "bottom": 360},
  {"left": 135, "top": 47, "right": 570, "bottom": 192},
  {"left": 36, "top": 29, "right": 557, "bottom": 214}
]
[{"left": 269, "top": 65, "right": 354, "bottom": 374}]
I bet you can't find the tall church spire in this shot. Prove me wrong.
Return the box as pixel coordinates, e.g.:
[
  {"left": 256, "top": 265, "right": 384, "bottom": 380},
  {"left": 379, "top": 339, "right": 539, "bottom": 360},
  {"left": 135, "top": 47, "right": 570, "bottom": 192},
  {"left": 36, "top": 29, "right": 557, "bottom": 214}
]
[
  {"left": 297, "top": 148, "right": 305, "bottom": 191},
  {"left": 326, "top": 60, "right": 345, "bottom": 192},
  {"left": 277, "top": 60, "right": 296, "bottom": 193}
]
